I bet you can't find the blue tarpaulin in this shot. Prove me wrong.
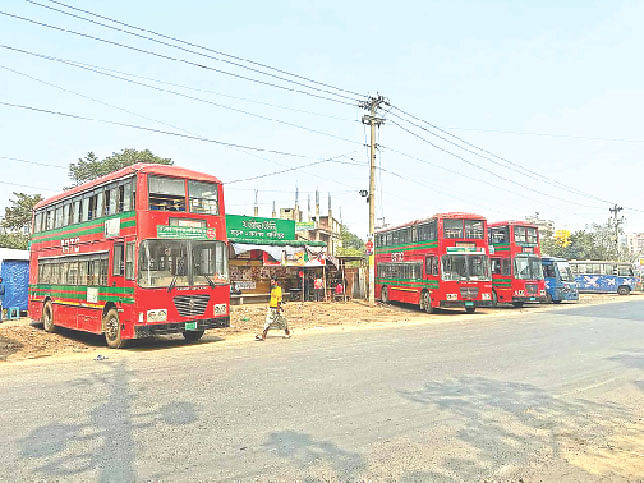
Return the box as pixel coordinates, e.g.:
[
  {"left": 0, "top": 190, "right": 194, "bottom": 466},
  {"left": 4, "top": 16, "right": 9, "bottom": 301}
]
[{"left": 1, "top": 259, "right": 29, "bottom": 311}]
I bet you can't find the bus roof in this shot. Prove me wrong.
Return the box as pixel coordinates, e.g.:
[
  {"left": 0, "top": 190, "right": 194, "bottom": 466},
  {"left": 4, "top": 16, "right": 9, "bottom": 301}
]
[
  {"left": 489, "top": 220, "right": 538, "bottom": 229},
  {"left": 35, "top": 163, "right": 222, "bottom": 210},
  {"left": 375, "top": 212, "right": 485, "bottom": 233}
]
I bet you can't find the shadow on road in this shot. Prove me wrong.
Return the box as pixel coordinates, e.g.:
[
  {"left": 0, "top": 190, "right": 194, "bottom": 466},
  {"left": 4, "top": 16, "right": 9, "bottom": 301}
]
[
  {"left": 398, "top": 376, "right": 639, "bottom": 479},
  {"left": 546, "top": 299, "right": 643, "bottom": 322}
]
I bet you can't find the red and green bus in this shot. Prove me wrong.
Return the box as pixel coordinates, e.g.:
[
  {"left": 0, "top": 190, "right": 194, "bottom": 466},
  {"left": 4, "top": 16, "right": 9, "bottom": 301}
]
[
  {"left": 374, "top": 212, "right": 493, "bottom": 314},
  {"left": 488, "top": 221, "right": 546, "bottom": 307},
  {"left": 28, "top": 164, "right": 229, "bottom": 348}
]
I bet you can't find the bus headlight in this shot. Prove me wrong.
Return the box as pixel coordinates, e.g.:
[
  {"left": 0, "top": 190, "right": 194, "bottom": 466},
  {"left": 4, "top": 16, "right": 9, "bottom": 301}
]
[
  {"left": 147, "top": 309, "right": 167, "bottom": 322},
  {"left": 446, "top": 294, "right": 457, "bottom": 300},
  {"left": 539, "top": 290, "right": 546, "bottom": 296},
  {"left": 482, "top": 293, "right": 491, "bottom": 300},
  {"left": 515, "top": 290, "right": 524, "bottom": 296}
]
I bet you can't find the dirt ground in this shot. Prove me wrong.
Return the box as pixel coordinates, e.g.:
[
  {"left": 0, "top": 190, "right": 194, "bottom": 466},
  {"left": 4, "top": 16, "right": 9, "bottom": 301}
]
[{"left": 0, "top": 292, "right": 639, "bottom": 363}]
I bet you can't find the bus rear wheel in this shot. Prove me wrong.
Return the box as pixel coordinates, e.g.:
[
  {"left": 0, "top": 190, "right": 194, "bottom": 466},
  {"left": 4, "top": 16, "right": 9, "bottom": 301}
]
[
  {"left": 42, "top": 301, "right": 55, "bottom": 332},
  {"left": 552, "top": 299, "right": 562, "bottom": 304},
  {"left": 183, "top": 330, "right": 204, "bottom": 343},
  {"left": 104, "top": 308, "right": 126, "bottom": 349},
  {"left": 381, "top": 286, "right": 389, "bottom": 304},
  {"left": 617, "top": 286, "right": 630, "bottom": 296}
]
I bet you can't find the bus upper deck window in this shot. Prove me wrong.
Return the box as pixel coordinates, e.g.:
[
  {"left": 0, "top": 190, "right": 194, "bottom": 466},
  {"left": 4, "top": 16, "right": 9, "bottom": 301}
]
[
  {"left": 148, "top": 176, "right": 186, "bottom": 212},
  {"left": 464, "top": 220, "right": 484, "bottom": 239},
  {"left": 188, "top": 180, "right": 218, "bottom": 215},
  {"left": 514, "top": 226, "right": 526, "bottom": 242},
  {"left": 443, "top": 219, "right": 464, "bottom": 239}
]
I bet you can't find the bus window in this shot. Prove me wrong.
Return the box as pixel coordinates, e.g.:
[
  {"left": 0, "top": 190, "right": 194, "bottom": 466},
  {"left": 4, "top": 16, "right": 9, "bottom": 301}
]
[
  {"left": 490, "top": 226, "right": 509, "bottom": 244},
  {"left": 443, "top": 219, "right": 463, "bottom": 239},
  {"left": 125, "top": 242, "right": 135, "bottom": 280},
  {"left": 55, "top": 205, "right": 63, "bottom": 229},
  {"left": 62, "top": 203, "right": 70, "bottom": 227},
  {"left": 618, "top": 265, "right": 633, "bottom": 276},
  {"left": 148, "top": 176, "right": 186, "bottom": 212},
  {"left": 411, "top": 225, "right": 418, "bottom": 242},
  {"left": 492, "top": 258, "right": 502, "bottom": 274},
  {"left": 72, "top": 197, "right": 81, "bottom": 224},
  {"left": 602, "top": 263, "right": 616, "bottom": 276},
  {"left": 108, "top": 184, "right": 118, "bottom": 215},
  {"left": 527, "top": 227, "right": 538, "bottom": 244},
  {"left": 501, "top": 259, "right": 510, "bottom": 276},
  {"left": 514, "top": 226, "right": 526, "bottom": 243},
  {"left": 67, "top": 261, "right": 79, "bottom": 285},
  {"left": 113, "top": 243, "right": 124, "bottom": 276},
  {"left": 81, "top": 196, "right": 90, "bottom": 222},
  {"left": 34, "top": 212, "right": 42, "bottom": 234},
  {"left": 96, "top": 189, "right": 104, "bottom": 218},
  {"left": 543, "top": 263, "right": 555, "bottom": 278},
  {"left": 122, "top": 181, "right": 133, "bottom": 212},
  {"left": 464, "top": 220, "right": 484, "bottom": 239},
  {"left": 188, "top": 180, "right": 218, "bottom": 215}
]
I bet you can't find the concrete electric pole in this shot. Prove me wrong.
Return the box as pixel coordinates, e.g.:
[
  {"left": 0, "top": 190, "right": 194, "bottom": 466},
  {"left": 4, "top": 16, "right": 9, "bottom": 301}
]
[
  {"left": 361, "top": 95, "right": 388, "bottom": 305},
  {"left": 609, "top": 204, "right": 624, "bottom": 258}
]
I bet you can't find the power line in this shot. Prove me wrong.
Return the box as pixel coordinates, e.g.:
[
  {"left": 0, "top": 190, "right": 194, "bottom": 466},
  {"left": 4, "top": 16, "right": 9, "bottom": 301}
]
[
  {"left": 443, "top": 126, "right": 644, "bottom": 144},
  {"left": 0, "top": 180, "right": 54, "bottom": 192},
  {"left": 38, "top": 0, "right": 365, "bottom": 100},
  {"left": 0, "top": 52, "right": 359, "bottom": 144},
  {"left": 0, "top": 155, "right": 66, "bottom": 169},
  {"left": 0, "top": 9, "right": 358, "bottom": 106},
  {"left": 390, "top": 105, "right": 615, "bottom": 205},
  {"left": 0, "top": 100, "right": 308, "bottom": 158},
  {"left": 27, "top": 0, "right": 364, "bottom": 104},
  {"left": 387, "top": 117, "right": 607, "bottom": 210}
]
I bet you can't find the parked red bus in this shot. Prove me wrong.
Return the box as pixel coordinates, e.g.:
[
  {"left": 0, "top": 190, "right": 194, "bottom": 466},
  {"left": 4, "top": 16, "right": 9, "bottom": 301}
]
[
  {"left": 488, "top": 221, "right": 546, "bottom": 307},
  {"left": 374, "top": 212, "right": 493, "bottom": 313},
  {"left": 28, "top": 164, "right": 229, "bottom": 348}
]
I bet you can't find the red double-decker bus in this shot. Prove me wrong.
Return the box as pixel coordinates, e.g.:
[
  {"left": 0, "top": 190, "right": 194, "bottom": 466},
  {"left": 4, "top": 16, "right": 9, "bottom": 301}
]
[
  {"left": 374, "top": 212, "right": 493, "bottom": 313},
  {"left": 28, "top": 164, "right": 230, "bottom": 348},
  {"left": 488, "top": 221, "right": 546, "bottom": 307}
]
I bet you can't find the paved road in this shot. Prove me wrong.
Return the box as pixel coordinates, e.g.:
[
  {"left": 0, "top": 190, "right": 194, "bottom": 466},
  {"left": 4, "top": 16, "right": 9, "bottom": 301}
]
[{"left": 1, "top": 300, "right": 642, "bottom": 481}]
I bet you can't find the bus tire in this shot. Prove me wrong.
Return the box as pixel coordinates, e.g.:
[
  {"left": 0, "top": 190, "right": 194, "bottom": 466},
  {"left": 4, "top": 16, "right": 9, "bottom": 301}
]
[
  {"left": 492, "top": 292, "right": 498, "bottom": 307},
  {"left": 421, "top": 291, "right": 435, "bottom": 314},
  {"left": 552, "top": 299, "right": 562, "bottom": 304},
  {"left": 465, "top": 306, "right": 475, "bottom": 314},
  {"left": 381, "top": 286, "right": 389, "bottom": 304},
  {"left": 617, "top": 286, "right": 630, "bottom": 296},
  {"left": 512, "top": 302, "right": 524, "bottom": 308},
  {"left": 104, "top": 308, "right": 126, "bottom": 349},
  {"left": 183, "top": 330, "right": 204, "bottom": 343},
  {"left": 42, "top": 301, "right": 55, "bottom": 333}
]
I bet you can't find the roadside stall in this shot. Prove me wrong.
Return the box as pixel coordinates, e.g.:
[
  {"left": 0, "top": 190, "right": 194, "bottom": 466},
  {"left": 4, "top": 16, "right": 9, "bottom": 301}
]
[{"left": 226, "top": 215, "right": 327, "bottom": 304}]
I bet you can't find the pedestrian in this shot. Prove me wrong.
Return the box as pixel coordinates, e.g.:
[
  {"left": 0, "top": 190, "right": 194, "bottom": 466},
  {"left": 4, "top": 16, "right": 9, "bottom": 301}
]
[
  {"left": 314, "top": 277, "right": 323, "bottom": 302},
  {"left": 258, "top": 278, "right": 290, "bottom": 340},
  {"left": 0, "top": 277, "right": 4, "bottom": 322},
  {"left": 334, "top": 280, "right": 344, "bottom": 302}
]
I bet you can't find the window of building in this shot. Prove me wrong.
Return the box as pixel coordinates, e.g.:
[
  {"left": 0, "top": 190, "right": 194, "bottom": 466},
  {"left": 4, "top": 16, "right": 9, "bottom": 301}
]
[{"left": 148, "top": 176, "right": 186, "bottom": 211}]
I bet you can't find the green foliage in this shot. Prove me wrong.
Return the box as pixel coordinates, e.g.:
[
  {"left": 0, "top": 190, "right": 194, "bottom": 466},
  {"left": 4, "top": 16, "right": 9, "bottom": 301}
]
[
  {"left": 541, "top": 221, "right": 619, "bottom": 261},
  {"left": 337, "top": 225, "right": 366, "bottom": 258},
  {"left": 0, "top": 233, "right": 30, "bottom": 250},
  {"left": 69, "top": 149, "right": 173, "bottom": 185},
  {"left": 2, "top": 192, "right": 42, "bottom": 230}
]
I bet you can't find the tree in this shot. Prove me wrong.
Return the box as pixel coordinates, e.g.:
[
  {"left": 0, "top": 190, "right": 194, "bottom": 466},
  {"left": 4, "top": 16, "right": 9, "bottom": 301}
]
[
  {"left": 540, "top": 221, "right": 618, "bottom": 261},
  {"left": 2, "top": 193, "right": 42, "bottom": 230},
  {"left": 337, "top": 225, "right": 365, "bottom": 257},
  {"left": 69, "top": 149, "right": 173, "bottom": 185},
  {"left": 0, "top": 192, "right": 42, "bottom": 249}
]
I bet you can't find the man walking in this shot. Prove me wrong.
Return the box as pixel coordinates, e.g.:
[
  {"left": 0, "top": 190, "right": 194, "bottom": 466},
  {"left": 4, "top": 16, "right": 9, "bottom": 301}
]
[{"left": 258, "top": 278, "right": 290, "bottom": 340}]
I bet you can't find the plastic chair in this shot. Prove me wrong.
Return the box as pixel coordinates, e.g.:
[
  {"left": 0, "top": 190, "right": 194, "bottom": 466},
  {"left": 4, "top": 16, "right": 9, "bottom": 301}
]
[{"left": 7, "top": 307, "right": 20, "bottom": 320}]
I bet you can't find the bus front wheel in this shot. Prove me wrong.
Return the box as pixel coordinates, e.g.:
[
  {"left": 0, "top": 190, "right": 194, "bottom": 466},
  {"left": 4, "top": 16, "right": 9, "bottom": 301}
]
[
  {"left": 465, "top": 306, "right": 476, "bottom": 314},
  {"left": 183, "top": 330, "right": 204, "bottom": 343},
  {"left": 421, "top": 291, "right": 435, "bottom": 314},
  {"left": 104, "top": 308, "right": 126, "bottom": 349},
  {"left": 617, "top": 286, "right": 631, "bottom": 296},
  {"left": 42, "top": 301, "right": 55, "bottom": 333},
  {"left": 512, "top": 302, "right": 524, "bottom": 308}
]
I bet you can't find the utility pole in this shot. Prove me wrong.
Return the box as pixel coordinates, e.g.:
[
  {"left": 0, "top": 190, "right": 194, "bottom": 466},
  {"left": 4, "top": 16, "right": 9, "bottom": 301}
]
[
  {"left": 609, "top": 204, "right": 624, "bottom": 258},
  {"left": 361, "top": 94, "right": 388, "bottom": 305}
]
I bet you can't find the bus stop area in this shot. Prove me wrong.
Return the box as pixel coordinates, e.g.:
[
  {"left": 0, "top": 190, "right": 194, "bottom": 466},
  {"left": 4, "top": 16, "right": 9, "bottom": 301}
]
[{"left": 1, "top": 292, "right": 639, "bottom": 363}]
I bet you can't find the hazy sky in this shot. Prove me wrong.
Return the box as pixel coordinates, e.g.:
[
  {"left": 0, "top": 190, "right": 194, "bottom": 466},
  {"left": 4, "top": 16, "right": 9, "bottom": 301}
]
[{"left": 1, "top": 0, "right": 642, "bottom": 236}]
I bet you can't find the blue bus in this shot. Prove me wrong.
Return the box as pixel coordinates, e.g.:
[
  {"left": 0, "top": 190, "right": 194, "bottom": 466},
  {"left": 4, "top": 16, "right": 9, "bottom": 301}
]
[
  {"left": 541, "top": 257, "right": 578, "bottom": 303},
  {"left": 569, "top": 260, "right": 638, "bottom": 295}
]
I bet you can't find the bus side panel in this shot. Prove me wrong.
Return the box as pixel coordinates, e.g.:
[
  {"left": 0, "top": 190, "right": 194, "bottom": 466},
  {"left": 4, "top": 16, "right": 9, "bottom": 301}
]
[
  {"left": 77, "top": 307, "right": 103, "bottom": 334},
  {"left": 29, "top": 299, "right": 43, "bottom": 322},
  {"left": 52, "top": 302, "right": 78, "bottom": 329}
]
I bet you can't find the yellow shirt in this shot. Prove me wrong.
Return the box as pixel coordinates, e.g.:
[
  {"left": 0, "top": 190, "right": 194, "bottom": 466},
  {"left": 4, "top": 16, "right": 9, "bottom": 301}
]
[{"left": 269, "top": 285, "right": 282, "bottom": 308}]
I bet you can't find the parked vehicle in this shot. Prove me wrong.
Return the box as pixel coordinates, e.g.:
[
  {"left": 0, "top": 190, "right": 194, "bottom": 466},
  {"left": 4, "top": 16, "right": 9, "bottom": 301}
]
[
  {"left": 569, "top": 260, "right": 638, "bottom": 295},
  {"left": 374, "top": 212, "right": 493, "bottom": 314},
  {"left": 488, "top": 221, "right": 546, "bottom": 307},
  {"left": 28, "top": 164, "right": 230, "bottom": 348},
  {"left": 541, "top": 257, "right": 578, "bottom": 303}
]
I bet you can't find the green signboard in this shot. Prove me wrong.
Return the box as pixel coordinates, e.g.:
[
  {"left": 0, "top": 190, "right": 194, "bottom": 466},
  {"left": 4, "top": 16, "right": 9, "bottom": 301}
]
[
  {"left": 157, "top": 225, "right": 215, "bottom": 239},
  {"left": 226, "top": 215, "right": 295, "bottom": 241},
  {"left": 295, "top": 221, "right": 315, "bottom": 232}
]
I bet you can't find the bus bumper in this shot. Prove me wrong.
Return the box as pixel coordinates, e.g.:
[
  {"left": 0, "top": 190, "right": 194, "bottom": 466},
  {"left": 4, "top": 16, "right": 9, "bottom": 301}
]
[
  {"left": 134, "top": 316, "right": 230, "bottom": 338},
  {"left": 512, "top": 296, "right": 546, "bottom": 304},
  {"left": 440, "top": 300, "right": 494, "bottom": 309}
]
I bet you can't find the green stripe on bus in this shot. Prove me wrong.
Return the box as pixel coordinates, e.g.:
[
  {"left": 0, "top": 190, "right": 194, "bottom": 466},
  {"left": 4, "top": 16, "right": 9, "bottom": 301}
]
[
  {"left": 376, "top": 278, "right": 439, "bottom": 287},
  {"left": 376, "top": 239, "right": 438, "bottom": 250},
  {"left": 30, "top": 292, "right": 134, "bottom": 304},
  {"left": 29, "top": 284, "right": 134, "bottom": 295},
  {"left": 32, "top": 211, "right": 135, "bottom": 240}
]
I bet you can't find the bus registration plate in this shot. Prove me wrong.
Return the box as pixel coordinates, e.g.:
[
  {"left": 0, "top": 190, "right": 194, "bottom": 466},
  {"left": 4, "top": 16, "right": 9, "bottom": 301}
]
[
  {"left": 465, "top": 302, "right": 474, "bottom": 306},
  {"left": 185, "top": 322, "right": 198, "bottom": 331}
]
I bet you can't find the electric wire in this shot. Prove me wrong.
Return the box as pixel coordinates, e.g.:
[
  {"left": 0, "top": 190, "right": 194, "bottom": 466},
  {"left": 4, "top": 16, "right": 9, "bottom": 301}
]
[
  {"left": 0, "top": 100, "right": 309, "bottom": 158},
  {"left": 0, "top": 155, "right": 66, "bottom": 169},
  {"left": 38, "top": 0, "right": 365, "bottom": 100},
  {"left": 27, "top": 0, "right": 364, "bottom": 104},
  {"left": 0, "top": 51, "right": 359, "bottom": 144},
  {"left": 0, "top": 9, "right": 358, "bottom": 106}
]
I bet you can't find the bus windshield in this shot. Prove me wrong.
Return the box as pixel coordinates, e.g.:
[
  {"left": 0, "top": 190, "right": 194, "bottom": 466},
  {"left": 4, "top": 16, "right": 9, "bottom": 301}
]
[
  {"left": 555, "top": 261, "right": 574, "bottom": 281},
  {"left": 514, "top": 256, "right": 544, "bottom": 280},
  {"left": 139, "top": 239, "right": 228, "bottom": 288},
  {"left": 441, "top": 254, "right": 491, "bottom": 281}
]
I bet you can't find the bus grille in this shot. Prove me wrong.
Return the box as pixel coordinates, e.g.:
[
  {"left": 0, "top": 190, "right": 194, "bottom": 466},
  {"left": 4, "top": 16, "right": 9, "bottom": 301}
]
[
  {"left": 459, "top": 287, "right": 479, "bottom": 299},
  {"left": 173, "top": 294, "right": 210, "bottom": 317},
  {"left": 525, "top": 283, "right": 538, "bottom": 295}
]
